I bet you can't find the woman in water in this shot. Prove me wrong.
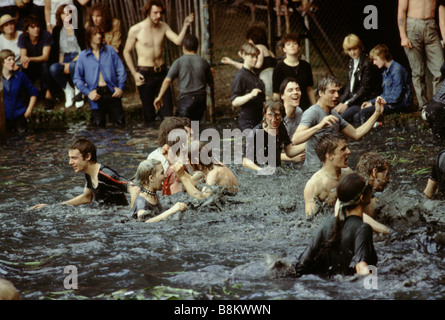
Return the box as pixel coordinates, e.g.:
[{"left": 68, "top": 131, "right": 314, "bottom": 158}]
[
  {"left": 294, "top": 172, "right": 378, "bottom": 276},
  {"left": 131, "top": 159, "right": 187, "bottom": 223}
]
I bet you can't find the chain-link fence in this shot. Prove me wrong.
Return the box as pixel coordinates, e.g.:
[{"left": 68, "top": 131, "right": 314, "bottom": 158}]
[{"left": 102, "top": 0, "right": 368, "bottom": 121}]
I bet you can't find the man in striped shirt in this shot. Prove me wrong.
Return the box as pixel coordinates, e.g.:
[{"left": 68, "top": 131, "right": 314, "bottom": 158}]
[{"left": 32, "top": 137, "right": 137, "bottom": 209}]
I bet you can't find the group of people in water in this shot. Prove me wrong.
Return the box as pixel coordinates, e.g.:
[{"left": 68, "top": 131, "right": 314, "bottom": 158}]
[{"left": 3, "top": 0, "right": 445, "bottom": 299}]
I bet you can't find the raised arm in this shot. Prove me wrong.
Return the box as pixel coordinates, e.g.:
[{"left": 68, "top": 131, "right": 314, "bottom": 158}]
[
  {"left": 341, "top": 96, "right": 384, "bottom": 140},
  {"left": 291, "top": 115, "right": 339, "bottom": 145},
  {"left": 165, "top": 13, "right": 194, "bottom": 45}
]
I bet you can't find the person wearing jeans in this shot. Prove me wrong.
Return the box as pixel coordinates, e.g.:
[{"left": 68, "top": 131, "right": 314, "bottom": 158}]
[{"left": 73, "top": 25, "right": 126, "bottom": 127}]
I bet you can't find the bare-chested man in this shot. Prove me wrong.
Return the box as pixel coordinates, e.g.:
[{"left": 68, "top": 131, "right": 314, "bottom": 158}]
[
  {"left": 304, "top": 134, "right": 353, "bottom": 218},
  {"left": 304, "top": 134, "right": 391, "bottom": 233},
  {"left": 123, "top": 0, "right": 194, "bottom": 125},
  {"left": 397, "top": 0, "right": 444, "bottom": 115},
  {"left": 172, "top": 141, "right": 239, "bottom": 200}
]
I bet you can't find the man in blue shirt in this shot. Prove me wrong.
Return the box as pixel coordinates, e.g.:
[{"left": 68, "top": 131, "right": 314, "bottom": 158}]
[
  {"left": 73, "top": 25, "right": 127, "bottom": 127},
  {"left": 1, "top": 48, "right": 38, "bottom": 133},
  {"left": 358, "top": 44, "right": 413, "bottom": 124}
]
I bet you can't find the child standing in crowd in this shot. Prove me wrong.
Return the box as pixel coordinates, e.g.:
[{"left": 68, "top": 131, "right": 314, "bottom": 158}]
[
  {"left": 1, "top": 49, "right": 38, "bottom": 133},
  {"left": 154, "top": 34, "right": 214, "bottom": 121},
  {"left": 231, "top": 42, "right": 266, "bottom": 131}
]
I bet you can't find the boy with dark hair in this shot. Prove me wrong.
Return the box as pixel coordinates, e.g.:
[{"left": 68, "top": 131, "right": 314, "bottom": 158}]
[
  {"left": 272, "top": 32, "right": 316, "bottom": 111},
  {"left": 17, "top": 14, "right": 54, "bottom": 109},
  {"left": 154, "top": 34, "right": 214, "bottom": 121},
  {"left": 32, "top": 137, "right": 137, "bottom": 209}
]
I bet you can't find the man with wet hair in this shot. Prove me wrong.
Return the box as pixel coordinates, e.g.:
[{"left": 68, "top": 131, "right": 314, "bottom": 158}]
[
  {"left": 304, "top": 134, "right": 353, "bottom": 218},
  {"left": 154, "top": 33, "right": 214, "bottom": 121},
  {"left": 292, "top": 75, "right": 385, "bottom": 172},
  {"left": 123, "top": 0, "right": 194, "bottom": 125},
  {"left": 355, "top": 152, "right": 391, "bottom": 220},
  {"left": 304, "top": 136, "right": 391, "bottom": 233},
  {"left": 32, "top": 137, "right": 137, "bottom": 208}
]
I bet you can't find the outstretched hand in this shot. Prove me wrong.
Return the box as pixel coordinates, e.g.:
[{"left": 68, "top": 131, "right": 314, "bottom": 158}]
[{"left": 374, "top": 96, "right": 386, "bottom": 115}]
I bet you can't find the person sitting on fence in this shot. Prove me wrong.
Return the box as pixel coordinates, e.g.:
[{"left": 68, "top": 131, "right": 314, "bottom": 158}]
[
  {"left": 272, "top": 32, "right": 316, "bottom": 111},
  {"left": 357, "top": 44, "right": 413, "bottom": 125},
  {"left": 73, "top": 25, "right": 127, "bottom": 127},
  {"left": 335, "top": 34, "right": 382, "bottom": 124},
  {"left": 18, "top": 14, "right": 54, "bottom": 110},
  {"left": 172, "top": 141, "right": 239, "bottom": 199},
  {"left": 154, "top": 34, "right": 214, "bottom": 121},
  {"left": 230, "top": 42, "right": 266, "bottom": 131},
  {"left": 130, "top": 159, "right": 188, "bottom": 223},
  {"left": 49, "top": 3, "right": 85, "bottom": 108},
  {"left": 1, "top": 48, "right": 38, "bottom": 133},
  {"left": 85, "top": 2, "right": 122, "bottom": 53}
]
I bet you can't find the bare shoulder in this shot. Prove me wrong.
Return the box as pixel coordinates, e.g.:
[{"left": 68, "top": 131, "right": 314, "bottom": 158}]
[
  {"left": 341, "top": 167, "right": 354, "bottom": 177},
  {"left": 128, "top": 22, "right": 143, "bottom": 36},
  {"left": 304, "top": 170, "right": 323, "bottom": 192}
]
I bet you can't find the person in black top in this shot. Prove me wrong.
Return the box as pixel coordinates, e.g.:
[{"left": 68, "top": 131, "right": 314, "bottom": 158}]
[
  {"left": 335, "top": 34, "right": 382, "bottom": 124},
  {"left": 131, "top": 159, "right": 187, "bottom": 223},
  {"left": 230, "top": 42, "right": 266, "bottom": 131},
  {"left": 294, "top": 172, "right": 378, "bottom": 277},
  {"left": 32, "top": 137, "right": 138, "bottom": 209},
  {"left": 272, "top": 32, "right": 316, "bottom": 111},
  {"left": 242, "top": 100, "right": 305, "bottom": 174}
]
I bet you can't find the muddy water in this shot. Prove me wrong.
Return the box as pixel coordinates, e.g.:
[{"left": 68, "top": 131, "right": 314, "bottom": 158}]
[{"left": 1, "top": 118, "right": 444, "bottom": 300}]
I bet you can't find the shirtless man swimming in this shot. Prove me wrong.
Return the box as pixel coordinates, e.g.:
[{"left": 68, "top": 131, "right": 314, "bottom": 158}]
[
  {"left": 123, "top": 0, "right": 194, "bottom": 124},
  {"left": 397, "top": 0, "right": 444, "bottom": 114}
]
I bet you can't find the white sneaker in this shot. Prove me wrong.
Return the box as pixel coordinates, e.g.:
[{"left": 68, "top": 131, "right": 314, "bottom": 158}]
[
  {"left": 74, "top": 87, "right": 84, "bottom": 109},
  {"left": 63, "top": 84, "right": 75, "bottom": 108},
  {"left": 421, "top": 109, "right": 427, "bottom": 121}
]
